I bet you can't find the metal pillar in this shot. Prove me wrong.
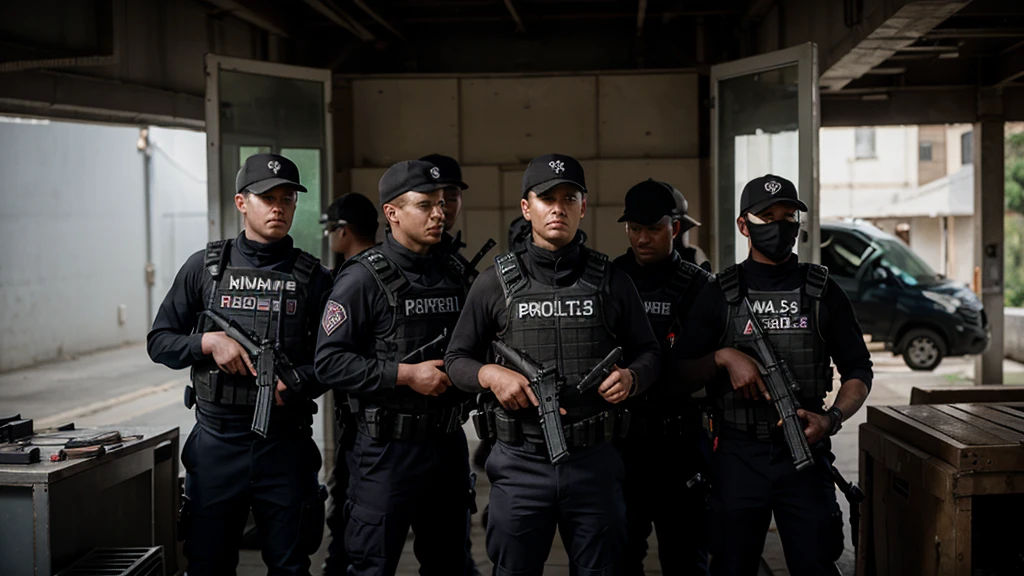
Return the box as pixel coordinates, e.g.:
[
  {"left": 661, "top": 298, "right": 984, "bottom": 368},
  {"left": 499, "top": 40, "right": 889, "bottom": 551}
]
[{"left": 974, "top": 120, "right": 1005, "bottom": 384}]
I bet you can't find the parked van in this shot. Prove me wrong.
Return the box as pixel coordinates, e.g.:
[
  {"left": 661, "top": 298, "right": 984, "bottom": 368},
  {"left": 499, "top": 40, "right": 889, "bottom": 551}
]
[{"left": 820, "top": 220, "right": 989, "bottom": 370}]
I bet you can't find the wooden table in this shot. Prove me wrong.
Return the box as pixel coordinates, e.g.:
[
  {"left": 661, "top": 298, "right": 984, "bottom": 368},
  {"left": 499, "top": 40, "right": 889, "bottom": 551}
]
[
  {"left": 0, "top": 426, "right": 180, "bottom": 576},
  {"left": 858, "top": 403, "right": 1024, "bottom": 576}
]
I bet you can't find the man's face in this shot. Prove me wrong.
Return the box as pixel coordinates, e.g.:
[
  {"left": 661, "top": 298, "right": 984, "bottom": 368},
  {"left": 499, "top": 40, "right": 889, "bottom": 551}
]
[
  {"left": 627, "top": 216, "right": 678, "bottom": 265},
  {"left": 737, "top": 202, "right": 799, "bottom": 238},
  {"left": 385, "top": 189, "right": 446, "bottom": 246},
  {"left": 326, "top": 223, "right": 346, "bottom": 255},
  {"left": 236, "top": 186, "right": 297, "bottom": 241},
  {"left": 441, "top": 186, "right": 462, "bottom": 231},
  {"left": 521, "top": 184, "right": 586, "bottom": 249}
]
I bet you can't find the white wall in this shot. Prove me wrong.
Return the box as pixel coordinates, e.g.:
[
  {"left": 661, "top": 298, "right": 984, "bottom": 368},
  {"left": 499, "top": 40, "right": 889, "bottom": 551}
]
[
  {"left": 945, "top": 123, "right": 973, "bottom": 176},
  {"left": 0, "top": 118, "right": 147, "bottom": 371},
  {"left": 147, "top": 126, "right": 208, "bottom": 322},
  {"left": 908, "top": 216, "right": 943, "bottom": 275},
  {"left": 820, "top": 125, "right": 919, "bottom": 219}
]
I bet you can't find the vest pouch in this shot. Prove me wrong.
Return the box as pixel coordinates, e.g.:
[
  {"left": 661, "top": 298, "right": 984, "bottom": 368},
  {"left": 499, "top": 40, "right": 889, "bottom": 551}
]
[{"left": 494, "top": 410, "right": 523, "bottom": 445}]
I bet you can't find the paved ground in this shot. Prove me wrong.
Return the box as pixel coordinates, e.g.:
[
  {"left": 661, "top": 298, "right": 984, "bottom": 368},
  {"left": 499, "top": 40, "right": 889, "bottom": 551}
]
[{"left": 2, "top": 343, "right": 1022, "bottom": 575}]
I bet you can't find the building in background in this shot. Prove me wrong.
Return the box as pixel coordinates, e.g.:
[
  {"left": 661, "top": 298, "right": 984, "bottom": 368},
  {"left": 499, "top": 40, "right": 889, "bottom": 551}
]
[{"left": 820, "top": 124, "right": 981, "bottom": 285}]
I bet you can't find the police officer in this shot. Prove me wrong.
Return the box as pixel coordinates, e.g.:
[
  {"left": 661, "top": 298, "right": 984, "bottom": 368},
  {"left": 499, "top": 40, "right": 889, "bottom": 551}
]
[
  {"left": 321, "top": 192, "right": 380, "bottom": 275},
  {"left": 667, "top": 185, "right": 711, "bottom": 272},
  {"left": 319, "top": 192, "right": 379, "bottom": 576},
  {"left": 445, "top": 153, "right": 662, "bottom": 575},
  {"left": 314, "top": 159, "right": 473, "bottom": 576},
  {"left": 420, "top": 153, "right": 468, "bottom": 252},
  {"left": 148, "top": 153, "right": 334, "bottom": 575},
  {"left": 677, "top": 174, "right": 873, "bottom": 576},
  {"left": 612, "top": 179, "right": 714, "bottom": 575}
]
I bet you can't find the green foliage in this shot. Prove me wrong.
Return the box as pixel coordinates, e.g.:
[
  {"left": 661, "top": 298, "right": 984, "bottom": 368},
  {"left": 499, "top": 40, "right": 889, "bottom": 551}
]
[{"left": 1006, "top": 132, "right": 1024, "bottom": 307}]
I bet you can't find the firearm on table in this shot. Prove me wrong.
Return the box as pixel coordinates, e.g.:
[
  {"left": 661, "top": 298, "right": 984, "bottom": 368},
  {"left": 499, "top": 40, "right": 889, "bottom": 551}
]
[
  {"left": 492, "top": 340, "right": 570, "bottom": 465},
  {"left": 201, "top": 310, "right": 300, "bottom": 437},
  {"left": 401, "top": 329, "right": 449, "bottom": 364},
  {"left": 742, "top": 298, "right": 814, "bottom": 471}
]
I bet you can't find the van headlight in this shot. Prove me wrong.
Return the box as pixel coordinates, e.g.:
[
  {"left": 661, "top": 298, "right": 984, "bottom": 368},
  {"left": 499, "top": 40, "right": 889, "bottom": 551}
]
[{"left": 923, "top": 291, "right": 962, "bottom": 314}]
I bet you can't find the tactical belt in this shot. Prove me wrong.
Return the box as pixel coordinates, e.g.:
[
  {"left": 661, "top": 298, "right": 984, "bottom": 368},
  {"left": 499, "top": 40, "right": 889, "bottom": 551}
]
[
  {"left": 195, "top": 407, "right": 311, "bottom": 436},
  {"left": 192, "top": 370, "right": 258, "bottom": 406},
  {"left": 718, "top": 401, "right": 825, "bottom": 440},
  {"left": 491, "top": 409, "right": 628, "bottom": 453},
  {"left": 355, "top": 405, "right": 466, "bottom": 443}
]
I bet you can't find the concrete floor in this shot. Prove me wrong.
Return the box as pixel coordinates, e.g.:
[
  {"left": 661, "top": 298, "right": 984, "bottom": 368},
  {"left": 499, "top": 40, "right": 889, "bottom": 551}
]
[{"left": 2, "top": 343, "right": 1022, "bottom": 575}]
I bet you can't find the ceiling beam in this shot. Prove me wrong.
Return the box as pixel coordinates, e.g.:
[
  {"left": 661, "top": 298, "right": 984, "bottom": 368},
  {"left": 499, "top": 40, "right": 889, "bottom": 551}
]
[
  {"left": 351, "top": 0, "right": 406, "bottom": 41},
  {"left": 636, "top": 0, "right": 648, "bottom": 37},
  {"left": 302, "top": 0, "right": 375, "bottom": 41},
  {"left": 820, "top": 0, "right": 971, "bottom": 92},
  {"left": 204, "top": 0, "right": 295, "bottom": 38},
  {"left": 502, "top": 0, "right": 526, "bottom": 33},
  {"left": 997, "top": 40, "right": 1024, "bottom": 86}
]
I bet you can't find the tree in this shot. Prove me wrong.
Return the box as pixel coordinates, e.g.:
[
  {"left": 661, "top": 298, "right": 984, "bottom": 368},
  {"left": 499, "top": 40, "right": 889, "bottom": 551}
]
[{"left": 1005, "top": 132, "right": 1024, "bottom": 307}]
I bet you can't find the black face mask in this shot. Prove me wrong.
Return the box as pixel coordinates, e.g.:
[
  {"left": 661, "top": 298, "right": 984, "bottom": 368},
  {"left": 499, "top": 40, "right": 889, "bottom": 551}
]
[{"left": 746, "top": 219, "right": 800, "bottom": 262}]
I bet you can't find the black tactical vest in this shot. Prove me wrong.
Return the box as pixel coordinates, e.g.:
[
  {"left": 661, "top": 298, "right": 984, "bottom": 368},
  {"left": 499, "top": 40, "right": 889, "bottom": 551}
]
[
  {"left": 717, "top": 263, "right": 833, "bottom": 429},
  {"left": 192, "top": 239, "right": 319, "bottom": 407},
  {"left": 350, "top": 247, "right": 469, "bottom": 411},
  {"left": 632, "top": 253, "right": 712, "bottom": 410},
  {"left": 496, "top": 248, "right": 618, "bottom": 418}
]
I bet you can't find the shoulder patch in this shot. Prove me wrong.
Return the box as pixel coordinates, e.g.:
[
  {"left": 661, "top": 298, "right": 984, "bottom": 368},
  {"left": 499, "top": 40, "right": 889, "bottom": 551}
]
[{"left": 321, "top": 300, "right": 348, "bottom": 336}]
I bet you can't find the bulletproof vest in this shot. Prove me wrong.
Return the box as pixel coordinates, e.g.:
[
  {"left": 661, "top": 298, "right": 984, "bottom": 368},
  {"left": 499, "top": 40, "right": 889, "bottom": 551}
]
[
  {"left": 633, "top": 253, "right": 711, "bottom": 409},
  {"left": 351, "top": 247, "right": 468, "bottom": 410},
  {"left": 716, "top": 263, "right": 833, "bottom": 427},
  {"left": 192, "top": 239, "right": 319, "bottom": 404},
  {"left": 496, "top": 248, "right": 617, "bottom": 417}
]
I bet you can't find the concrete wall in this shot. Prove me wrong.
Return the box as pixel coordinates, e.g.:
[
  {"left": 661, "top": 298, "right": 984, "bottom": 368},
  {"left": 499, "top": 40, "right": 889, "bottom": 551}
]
[
  {"left": 0, "top": 118, "right": 147, "bottom": 371},
  {"left": 917, "top": 125, "right": 947, "bottom": 186},
  {"left": 1005, "top": 308, "right": 1024, "bottom": 364},
  {"left": 338, "top": 72, "right": 704, "bottom": 260}
]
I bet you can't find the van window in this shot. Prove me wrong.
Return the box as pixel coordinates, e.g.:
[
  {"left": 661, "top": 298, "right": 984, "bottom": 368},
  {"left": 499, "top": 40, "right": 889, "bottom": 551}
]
[{"left": 821, "top": 229, "right": 871, "bottom": 279}]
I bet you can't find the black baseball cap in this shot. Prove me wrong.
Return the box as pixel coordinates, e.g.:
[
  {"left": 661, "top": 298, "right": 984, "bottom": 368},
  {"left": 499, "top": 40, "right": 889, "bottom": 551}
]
[
  {"left": 521, "top": 153, "right": 587, "bottom": 199},
  {"left": 236, "top": 153, "right": 307, "bottom": 195},
  {"left": 419, "top": 154, "right": 468, "bottom": 190},
  {"left": 378, "top": 160, "right": 448, "bottom": 206},
  {"left": 321, "top": 193, "right": 379, "bottom": 233},
  {"left": 739, "top": 174, "right": 807, "bottom": 216},
  {"left": 618, "top": 179, "right": 678, "bottom": 225},
  {"left": 669, "top": 184, "right": 701, "bottom": 231}
]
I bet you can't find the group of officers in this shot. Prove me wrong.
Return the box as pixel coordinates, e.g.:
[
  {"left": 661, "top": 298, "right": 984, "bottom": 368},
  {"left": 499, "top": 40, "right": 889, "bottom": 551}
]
[{"left": 148, "top": 149, "right": 873, "bottom": 576}]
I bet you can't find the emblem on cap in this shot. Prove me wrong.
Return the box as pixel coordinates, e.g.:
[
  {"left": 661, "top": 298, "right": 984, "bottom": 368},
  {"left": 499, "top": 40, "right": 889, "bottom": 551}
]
[
  {"left": 430, "top": 166, "right": 441, "bottom": 179},
  {"left": 268, "top": 160, "right": 282, "bottom": 175},
  {"left": 765, "top": 180, "right": 782, "bottom": 195},
  {"left": 549, "top": 160, "right": 565, "bottom": 174}
]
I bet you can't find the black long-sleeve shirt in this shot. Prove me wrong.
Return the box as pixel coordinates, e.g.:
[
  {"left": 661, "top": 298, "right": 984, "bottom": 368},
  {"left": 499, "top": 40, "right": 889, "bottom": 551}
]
[
  {"left": 676, "top": 255, "right": 874, "bottom": 393},
  {"left": 314, "top": 234, "right": 454, "bottom": 396},
  {"left": 612, "top": 250, "right": 712, "bottom": 398},
  {"left": 147, "top": 232, "right": 334, "bottom": 399},
  {"left": 445, "top": 234, "right": 662, "bottom": 395}
]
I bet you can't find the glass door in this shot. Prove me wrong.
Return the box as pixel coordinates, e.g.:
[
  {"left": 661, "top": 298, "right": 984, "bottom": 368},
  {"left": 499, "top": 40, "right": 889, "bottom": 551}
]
[{"left": 710, "top": 43, "right": 819, "bottom": 267}]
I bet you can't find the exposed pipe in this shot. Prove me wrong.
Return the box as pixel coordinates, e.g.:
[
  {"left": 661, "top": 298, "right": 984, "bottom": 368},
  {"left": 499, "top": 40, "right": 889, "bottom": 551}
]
[
  {"left": 636, "top": 0, "right": 647, "bottom": 37},
  {"left": 303, "top": 0, "right": 376, "bottom": 41},
  {"left": 138, "top": 128, "right": 156, "bottom": 327},
  {"left": 502, "top": 0, "right": 526, "bottom": 33},
  {"left": 351, "top": 0, "right": 406, "bottom": 41}
]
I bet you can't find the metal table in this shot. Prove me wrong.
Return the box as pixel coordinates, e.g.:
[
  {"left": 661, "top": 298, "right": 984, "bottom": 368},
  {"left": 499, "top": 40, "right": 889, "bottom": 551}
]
[{"left": 0, "top": 426, "right": 180, "bottom": 576}]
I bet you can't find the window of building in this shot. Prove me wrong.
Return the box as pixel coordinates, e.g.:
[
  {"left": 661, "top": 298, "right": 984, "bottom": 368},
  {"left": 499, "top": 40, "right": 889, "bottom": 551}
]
[
  {"left": 855, "top": 127, "right": 876, "bottom": 159},
  {"left": 919, "top": 141, "right": 933, "bottom": 161},
  {"left": 961, "top": 130, "right": 973, "bottom": 165}
]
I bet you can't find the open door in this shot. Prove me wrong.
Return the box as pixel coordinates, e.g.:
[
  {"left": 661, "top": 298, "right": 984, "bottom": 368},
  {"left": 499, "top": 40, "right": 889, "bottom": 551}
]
[
  {"left": 204, "top": 54, "right": 336, "bottom": 469},
  {"left": 710, "top": 43, "right": 819, "bottom": 268},
  {"left": 205, "top": 54, "right": 333, "bottom": 260}
]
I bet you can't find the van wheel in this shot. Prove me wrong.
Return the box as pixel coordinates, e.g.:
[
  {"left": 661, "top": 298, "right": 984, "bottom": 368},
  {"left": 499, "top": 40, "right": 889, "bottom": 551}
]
[{"left": 901, "top": 329, "right": 946, "bottom": 371}]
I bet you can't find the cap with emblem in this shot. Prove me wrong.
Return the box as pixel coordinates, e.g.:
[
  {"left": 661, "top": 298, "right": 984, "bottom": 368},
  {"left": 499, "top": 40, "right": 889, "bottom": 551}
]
[
  {"left": 419, "top": 153, "right": 468, "bottom": 190},
  {"left": 738, "top": 174, "right": 807, "bottom": 217},
  {"left": 521, "top": 153, "right": 587, "bottom": 199},
  {"left": 378, "top": 160, "right": 448, "bottom": 206},
  {"left": 236, "top": 153, "right": 307, "bottom": 195},
  {"left": 320, "top": 193, "right": 379, "bottom": 233}
]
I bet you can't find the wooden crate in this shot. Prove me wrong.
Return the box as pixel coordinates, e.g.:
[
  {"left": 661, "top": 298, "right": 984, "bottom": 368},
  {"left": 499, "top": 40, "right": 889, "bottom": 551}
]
[
  {"left": 858, "top": 403, "right": 1024, "bottom": 576},
  {"left": 909, "top": 385, "right": 1024, "bottom": 405}
]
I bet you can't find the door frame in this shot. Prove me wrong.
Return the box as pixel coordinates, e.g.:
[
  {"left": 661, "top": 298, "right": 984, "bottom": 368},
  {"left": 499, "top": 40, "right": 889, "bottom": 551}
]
[
  {"left": 204, "top": 54, "right": 334, "bottom": 257},
  {"left": 709, "top": 42, "right": 819, "bottom": 267}
]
